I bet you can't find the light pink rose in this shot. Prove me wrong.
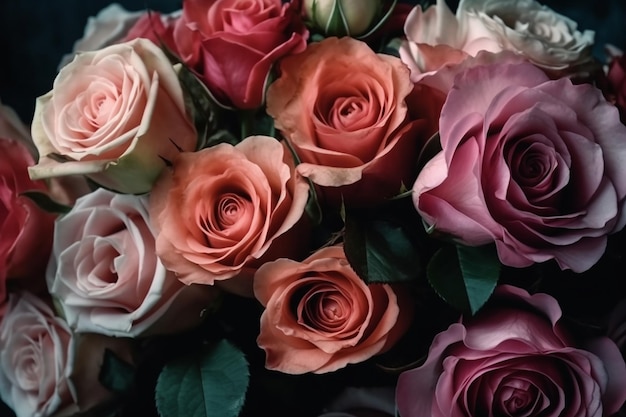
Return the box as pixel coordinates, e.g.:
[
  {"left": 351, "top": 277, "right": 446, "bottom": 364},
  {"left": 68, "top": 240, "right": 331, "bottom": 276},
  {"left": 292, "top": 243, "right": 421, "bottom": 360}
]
[
  {"left": 396, "top": 284, "right": 626, "bottom": 417},
  {"left": 29, "top": 38, "right": 198, "bottom": 194},
  {"left": 47, "top": 188, "right": 219, "bottom": 337},
  {"left": 150, "top": 135, "right": 311, "bottom": 297},
  {"left": 0, "top": 137, "right": 56, "bottom": 317},
  {"left": 254, "top": 245, "right": 413, "bottom": 374},
  {"left": 413, "top": 59, "right": 626, "bottom": 272},
  {"left": 0, "top": 292, "right": 74, "bottom": 417},
  {"left": 399, "top": 0, "right": 503, "bottom": 82}
]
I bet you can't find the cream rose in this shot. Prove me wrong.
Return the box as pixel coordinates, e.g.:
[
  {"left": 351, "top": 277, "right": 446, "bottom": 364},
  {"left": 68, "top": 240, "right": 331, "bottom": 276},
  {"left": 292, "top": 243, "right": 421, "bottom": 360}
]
[
  {"left": 400, "top": 0, "right": 595, "bottom": 83},
  {"left": 30, "top": 38, "right": 198, "bottom": 194},
  {"left": 462, "top": 0, "right": 595, "bottom": 70},
  {"left": 47, "top": 188, "right": 218, "bottom": 337}
]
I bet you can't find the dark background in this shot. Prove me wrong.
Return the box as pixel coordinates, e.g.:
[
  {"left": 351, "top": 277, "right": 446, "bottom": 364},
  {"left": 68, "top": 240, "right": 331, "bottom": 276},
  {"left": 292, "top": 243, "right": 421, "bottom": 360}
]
[{"left": 1, "top": 0, "right": 625, "bottom": 126}]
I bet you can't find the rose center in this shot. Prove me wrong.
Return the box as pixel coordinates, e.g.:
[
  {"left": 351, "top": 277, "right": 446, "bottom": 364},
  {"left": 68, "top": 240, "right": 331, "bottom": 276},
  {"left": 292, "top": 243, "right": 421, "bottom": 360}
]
[{"left": 494, "top": 376, "right": 540, "bottom": 416}]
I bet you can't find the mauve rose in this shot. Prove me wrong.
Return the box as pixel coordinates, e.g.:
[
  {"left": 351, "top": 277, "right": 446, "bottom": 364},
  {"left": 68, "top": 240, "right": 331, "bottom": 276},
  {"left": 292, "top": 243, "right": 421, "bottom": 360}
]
[
  {"left": 29, "top": 38, "right": 198, "bottom": 195},
  {"left": 396, "top": 285, "right": 626, "bottom": 417},
  {"left": 0, "top": 292, "right": 74, "bottom": 417},
  {"left": 171, "top": 0, "right": 308, "bottom": 109},
  {"left": 150, "top": 135, "right": 310, "bottom": 297},
  {"left": 266, "top": 36, "right": 442, "bottom": 207},
  {"left": 253, "top": 245, "right": 413, "bottom": 374},
  {"left": 0, "top": 137, "right": 56, "bottom": 316},
  {"left": 413, "top": 59, "right": 626, "bottom": 272},
  {"left": 47, "top": 187, "right": 218, "bottom": 338}
]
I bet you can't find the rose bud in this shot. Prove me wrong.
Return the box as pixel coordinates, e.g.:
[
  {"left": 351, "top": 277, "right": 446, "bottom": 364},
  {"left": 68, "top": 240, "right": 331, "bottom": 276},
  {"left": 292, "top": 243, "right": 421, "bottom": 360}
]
[{"left": 304, "top": 0, "right": 382, "bottom": 37}]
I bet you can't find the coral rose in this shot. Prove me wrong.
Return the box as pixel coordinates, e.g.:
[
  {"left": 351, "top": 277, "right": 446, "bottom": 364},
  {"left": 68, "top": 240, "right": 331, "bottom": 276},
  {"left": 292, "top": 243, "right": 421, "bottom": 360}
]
[
  {"left": 253, "top": 245, "right": 413, "bottom": 374},
  {"left": 396, "top": 285, "right": 626, "bottom": 417},
  {"left": 150, "top": 135, "right": 310, "bottom": 297},
  {"left": 47, "top": 188, "right": 218, "bottom": 337},
  {"left": 413, "top": 59, "right": 626, "bottom": 272},
  {"left": 29, "top": 38, "right": 198, "bottom": 194},
  {"left": 172, "top": 0, "right": 308, "bottom": 109},
  {"left": 267, "top": 36, "right": 441, "bottom": 207}
]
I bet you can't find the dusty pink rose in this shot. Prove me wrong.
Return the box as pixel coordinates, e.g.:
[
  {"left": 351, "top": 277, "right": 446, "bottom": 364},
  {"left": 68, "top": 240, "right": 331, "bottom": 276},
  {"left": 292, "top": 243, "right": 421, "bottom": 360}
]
[
  {"left": 396, "top": 285, "right": 626, "bottom": 417},
  {"left": 29, "top": 38, "right": 198, "bottom": 194},
  {"left": 47, "top": 188, "right": 218, "bottom": 337},
  {"left": 0, "top": 292, "right": 74, "bottom": 417},
  {"left": 0, "top": 137, "right": 56, "bottom": 317},
  {"left": 150, "top": 135, "right": 310, "bottom": 297},
  {"left": 413, "top": 60, "right": 626, "bottom": 272},
  {"left": 253, "top": 245, "right": 413, "bottom": 374},
  {"left": 171, "top": 0, "right": 308, "bottom": 109},
  {"left": 266, "top": 36, "right": 442, "bottom": 207}
]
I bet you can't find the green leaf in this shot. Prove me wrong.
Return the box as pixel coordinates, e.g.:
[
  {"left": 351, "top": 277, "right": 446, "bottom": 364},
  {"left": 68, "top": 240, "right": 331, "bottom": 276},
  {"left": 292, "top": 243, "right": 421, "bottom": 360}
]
[
  {"left": 98, "top": 349, "right": 136, "bottom": 394},
  {"left": 20, "top": 190, "right": 71, "bottom": 214},
  {"left": 155, "top": 339, "right": 249, "bottom": 417},
  {"left": 343, "top": 207, "right": 422, "bottom": 284},
  {"left": 427, "top": 244, "right": 500, "bottom": 315}
]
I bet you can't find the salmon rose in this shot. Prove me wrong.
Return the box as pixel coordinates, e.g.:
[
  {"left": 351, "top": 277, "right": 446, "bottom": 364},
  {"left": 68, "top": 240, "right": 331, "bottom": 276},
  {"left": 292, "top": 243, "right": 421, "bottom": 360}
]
[
  {"left": 267, "top": 36, "right": 441, "bottom": 207},
  {"left": 150, "top": 135, "right": 310, "bottom": 297},
  {"left": 253, "top": 245, "right": 413, "bottom": 374}
]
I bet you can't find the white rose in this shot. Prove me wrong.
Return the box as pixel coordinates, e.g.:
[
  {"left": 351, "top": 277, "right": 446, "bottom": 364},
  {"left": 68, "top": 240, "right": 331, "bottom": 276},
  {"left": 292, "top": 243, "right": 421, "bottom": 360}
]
[
  {"left": 460, "top": 0, "right": 595, "bottom": 70},
  {"left": 47, "top": 188, "right": 219, "bottom": 338}
]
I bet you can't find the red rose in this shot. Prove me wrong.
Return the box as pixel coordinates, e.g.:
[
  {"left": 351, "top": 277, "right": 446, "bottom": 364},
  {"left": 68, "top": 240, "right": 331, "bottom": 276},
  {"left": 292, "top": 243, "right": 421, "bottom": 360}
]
[
  {"left": 0, "top": 137, "right": 56, "bottom": 317},
  {"left": 172, "top": 0, "right": 309, "bottom": 109}
]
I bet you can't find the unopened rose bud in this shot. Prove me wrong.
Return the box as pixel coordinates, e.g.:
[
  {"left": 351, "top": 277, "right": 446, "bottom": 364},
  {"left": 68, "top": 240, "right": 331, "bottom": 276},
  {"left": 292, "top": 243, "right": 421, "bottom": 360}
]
[{"left": 304, "top": 0, "right": 381, "bottom": 37}]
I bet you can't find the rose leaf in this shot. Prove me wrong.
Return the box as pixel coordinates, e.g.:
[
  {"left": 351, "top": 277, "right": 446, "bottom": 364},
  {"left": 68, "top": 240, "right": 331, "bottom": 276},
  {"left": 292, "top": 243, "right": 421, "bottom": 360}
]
[
  {"left": 98, "top": 348, "right": 137, "bottom": 394},
  {"left": 154, "top": 339, "right": 249, "bottom": 417},
  {"left": 427, "top": 244, "right": 500, "bottom": 315},
  {"left": 344, "top": 208, "right": 422, "bottom": 284}
]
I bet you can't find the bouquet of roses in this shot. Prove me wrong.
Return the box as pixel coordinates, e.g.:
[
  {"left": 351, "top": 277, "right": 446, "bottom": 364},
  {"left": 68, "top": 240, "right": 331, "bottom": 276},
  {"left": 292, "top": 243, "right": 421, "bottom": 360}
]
[{"left": 2, "top": 0, "right": 626, "bottom": 416}]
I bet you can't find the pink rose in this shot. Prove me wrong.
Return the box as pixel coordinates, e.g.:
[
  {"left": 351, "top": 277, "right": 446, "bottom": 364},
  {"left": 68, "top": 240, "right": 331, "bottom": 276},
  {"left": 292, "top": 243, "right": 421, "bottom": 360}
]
[
  {"left": 253, "top": 245, "right": 413, "bottom": 374},
  {"left": 266, "top": 36, "right": 443, "bottom": 207},
  {"left": 413, "top": 59, "right": 626, "bottom": 272},
  {"left": 150, "top": 135, "right": 311, "bottom": 297},
  {"left": 0, "top": 292, "right": 74, "bottom": 417},
  {"left": 172, "top": 0, "right": 308, "bottom": 109},
  {"left": 0, "top": 137, "right": 56, "bottom": 316},
  {"left": 396, "top": 285, "right": 626, "bottom": 417},
  {"left": 47, "top": 188, "right": 218, "bottom": 337},
  {"left": 29, "top": 38, "right": 198, "bottom": 194}
]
